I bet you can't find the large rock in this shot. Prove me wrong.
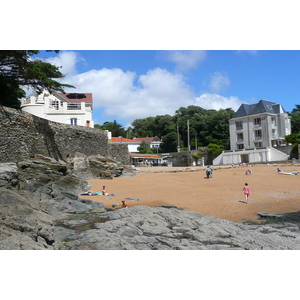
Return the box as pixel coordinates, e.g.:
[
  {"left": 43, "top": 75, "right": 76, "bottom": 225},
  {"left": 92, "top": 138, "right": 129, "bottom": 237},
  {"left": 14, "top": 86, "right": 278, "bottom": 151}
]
[
  {"left": 54, "top": 206, "right": 300, "bottom": 250},
  {"left": 72, "top": 152, "right": 94, "bottom": 179},
  {"left": 0, "top": 188, "right": 55, "bottom": 249},
  {"left": 0, "top": 162, "right": 18, "bottom": 188},
  {"left": 71, "top": 152, "right": 135, "bottom": 179}
]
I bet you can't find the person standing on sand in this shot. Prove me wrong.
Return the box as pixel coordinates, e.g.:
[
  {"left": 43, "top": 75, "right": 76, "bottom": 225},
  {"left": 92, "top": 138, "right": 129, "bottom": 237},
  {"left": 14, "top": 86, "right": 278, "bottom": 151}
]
[{"left": 243, "top": 183, "right": 250, "bottom": 204}]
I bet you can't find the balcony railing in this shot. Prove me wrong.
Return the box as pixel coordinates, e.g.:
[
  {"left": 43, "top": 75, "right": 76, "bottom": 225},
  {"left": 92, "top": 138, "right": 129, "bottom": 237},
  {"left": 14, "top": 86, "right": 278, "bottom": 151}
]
[{"left": 67, "top": 103, "right": 82, "bottom": 110}]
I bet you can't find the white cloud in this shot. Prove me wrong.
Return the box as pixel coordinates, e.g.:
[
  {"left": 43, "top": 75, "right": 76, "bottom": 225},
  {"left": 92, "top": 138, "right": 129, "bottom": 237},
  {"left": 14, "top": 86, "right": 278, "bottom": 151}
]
[
  {"left": 194, "top": 93, "right": 243, "bottom": 111},
  {"left": 208, "top": 71, "right": 230, "bottom": 93},
  {"left": 64, "top": 67, "right": 194, "bottom": 123},
  {"left": 162, "top": 50, "right": 206, "bottom": 71},
  {"left": 46, "top": 51, "right": 83, "bottom": 77}
]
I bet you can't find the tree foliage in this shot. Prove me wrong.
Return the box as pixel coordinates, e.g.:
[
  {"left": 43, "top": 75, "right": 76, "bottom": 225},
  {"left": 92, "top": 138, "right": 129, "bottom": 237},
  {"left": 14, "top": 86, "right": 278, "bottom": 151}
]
[
  {"left": 137, "top": 140, "right": 153, "bottom": 154},
  {"left": 0, "top": 50, "right": 75, "bottom": 109},
  {"left": 96, "top": 120, "right": 126, "bottom": 137},
  {"left": 289, "top": 104, "right": 300, "bottom": 133},
  {"left": 127, "top": 105, "right": 235, "bottom": 152}
]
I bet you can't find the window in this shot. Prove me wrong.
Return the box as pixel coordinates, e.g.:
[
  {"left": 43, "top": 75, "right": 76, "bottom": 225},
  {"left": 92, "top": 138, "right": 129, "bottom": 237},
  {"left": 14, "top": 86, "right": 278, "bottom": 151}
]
[
  {"left": 254, "top": 130, "right": 262, "bottom": 140},
  {"left": 254, "top": 118, "right": 261, "bottom": 126},
  {"left": 237, "top": 132, "right": 243, "bottom": 142},
  {"left": 272, "top": 129, "right": 276, "bottom": 138},
  {"left": 255, "top": 142, "right": 262, "bottom": 148},
  {"left": 70, "top": 118, "right": 77, "bottom": 125},
  {"left": 237, "top": 144, "right": 244, "bottom": 149},
  {"left": 271, "top": 117, "right": 276, "bottom": 125},
  {"left": 235, "top": 121, "right": 243, "bottom": 130}
]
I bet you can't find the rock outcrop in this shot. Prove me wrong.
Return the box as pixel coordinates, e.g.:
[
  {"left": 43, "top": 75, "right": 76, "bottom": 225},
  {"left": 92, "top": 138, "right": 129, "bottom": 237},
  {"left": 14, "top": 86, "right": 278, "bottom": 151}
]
[
  {"left": 54, "top": 206, "right": 300, "bottom": 250},
  {"left": 1, "top": 155, "right": 300, "bottom": 250}
]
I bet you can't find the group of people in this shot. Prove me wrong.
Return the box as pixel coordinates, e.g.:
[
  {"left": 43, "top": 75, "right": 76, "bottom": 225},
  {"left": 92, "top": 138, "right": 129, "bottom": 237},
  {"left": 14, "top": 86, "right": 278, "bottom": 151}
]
[
  {"left": 245, "top": 169, "right": 252, "bottom": 175},
  {"left": 102, "top": 186, "right": 128, "bottom": 208},
  {"left": 145, "top": 159, "right": 154, "bottom": 167}
]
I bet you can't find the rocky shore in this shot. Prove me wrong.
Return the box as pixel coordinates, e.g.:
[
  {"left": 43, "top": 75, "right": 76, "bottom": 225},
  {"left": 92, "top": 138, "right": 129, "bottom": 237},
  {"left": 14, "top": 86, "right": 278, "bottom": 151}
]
[{"left": 1, "top": 154, "right": 300, "bottom": 250}]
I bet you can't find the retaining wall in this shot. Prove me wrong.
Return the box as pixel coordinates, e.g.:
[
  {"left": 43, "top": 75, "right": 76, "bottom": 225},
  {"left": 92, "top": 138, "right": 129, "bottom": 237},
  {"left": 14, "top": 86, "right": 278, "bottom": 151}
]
[{"left": 0, "top": 106, "right": 129, "bottom": 165}]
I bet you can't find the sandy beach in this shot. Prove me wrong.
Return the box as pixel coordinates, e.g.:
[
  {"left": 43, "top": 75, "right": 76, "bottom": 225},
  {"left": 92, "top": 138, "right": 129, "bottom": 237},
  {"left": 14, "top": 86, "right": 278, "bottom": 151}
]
[{"left": 82, "top": 164, "right": 300, "bottom": 223}]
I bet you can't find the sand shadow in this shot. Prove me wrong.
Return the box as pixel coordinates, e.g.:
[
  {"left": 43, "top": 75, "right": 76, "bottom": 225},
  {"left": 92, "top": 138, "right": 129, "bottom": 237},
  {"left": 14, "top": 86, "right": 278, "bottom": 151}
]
[{"left": 238, "top": 200, "right": 248, "bottom": 204}]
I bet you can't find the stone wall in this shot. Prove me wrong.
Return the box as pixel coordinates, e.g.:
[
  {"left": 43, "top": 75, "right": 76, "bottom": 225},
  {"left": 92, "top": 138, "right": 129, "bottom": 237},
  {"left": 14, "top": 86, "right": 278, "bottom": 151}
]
[
  {"left": 167, "top": 151, "right": 193, "bottom": 167},
  {"left": 0, "top": 106, "right": 129, "bottom": 164},
  {"left": 108, "top": 143, "right": 130, "bottom": 165}
]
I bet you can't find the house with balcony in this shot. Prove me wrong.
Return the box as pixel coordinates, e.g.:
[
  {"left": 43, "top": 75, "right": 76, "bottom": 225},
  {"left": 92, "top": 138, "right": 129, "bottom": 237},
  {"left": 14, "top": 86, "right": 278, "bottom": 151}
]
[
  {"left": 20, "top": 90, "right": 94, "bottom": 127},
  {"left": 213, "top": 99, "right": 291, "bottom": 165}
]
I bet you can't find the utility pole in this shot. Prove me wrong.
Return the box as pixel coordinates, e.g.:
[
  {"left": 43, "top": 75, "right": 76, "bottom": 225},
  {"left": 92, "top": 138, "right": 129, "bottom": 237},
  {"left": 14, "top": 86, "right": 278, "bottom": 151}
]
[
  {"left": 187, "top": 119, "right": 190, "bottom": 151},
  {"left": 177, "top": 123, "right": 180, "bottom": 152}
]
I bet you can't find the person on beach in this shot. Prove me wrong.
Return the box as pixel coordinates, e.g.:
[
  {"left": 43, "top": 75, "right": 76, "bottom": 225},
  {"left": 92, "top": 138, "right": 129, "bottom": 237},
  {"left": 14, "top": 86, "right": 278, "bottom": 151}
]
[
  {"left": 243, "top": 183, "right": 250, "bottom": 204},
  {"left": 206, "top": 166, "right": 212, "bottom": 178},
  {"left": 121, "top": 200, "right": 128, "bottom": 208},
  {"left": 102, "top": 186, "right": 110, "bottom": 196}
]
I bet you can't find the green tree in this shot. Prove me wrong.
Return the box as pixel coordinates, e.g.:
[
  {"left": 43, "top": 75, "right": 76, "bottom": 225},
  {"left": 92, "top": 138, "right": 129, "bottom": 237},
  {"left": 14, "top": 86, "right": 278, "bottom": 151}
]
[
  {"left": 207, "top": 143, "right": 224, "bottom": 157},
  {"left": 98, "top": 120, "right": 126, "bottom": 137},
  {"left": 285, "top": 133, "right": 300, "bottom": 158},
  {"left": 137, "top": 140, "right": 153, "bottom": 154},
  {"left": 289, "top": 105, "right": 300, "bottom": 133},
  {"left": 0, "top": 50, "right": 74, "bottom": 109}
]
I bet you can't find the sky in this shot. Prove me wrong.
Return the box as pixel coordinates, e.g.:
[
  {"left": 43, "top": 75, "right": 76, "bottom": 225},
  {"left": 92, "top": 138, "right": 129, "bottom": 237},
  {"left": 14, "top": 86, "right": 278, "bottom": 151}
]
[{"left": 33, "top": 50, "right": 300, "bottom": 128}]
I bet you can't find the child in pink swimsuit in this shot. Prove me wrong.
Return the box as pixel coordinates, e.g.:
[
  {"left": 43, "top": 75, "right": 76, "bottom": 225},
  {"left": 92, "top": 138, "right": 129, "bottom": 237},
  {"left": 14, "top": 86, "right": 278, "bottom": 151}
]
[{"left": 243, "top": 183, "right": 250, "bottom": 204}]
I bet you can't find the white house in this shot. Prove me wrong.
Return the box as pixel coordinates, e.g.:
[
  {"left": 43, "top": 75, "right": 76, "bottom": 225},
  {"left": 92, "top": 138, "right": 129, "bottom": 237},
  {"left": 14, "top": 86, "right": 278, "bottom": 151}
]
[
  {"left": 132, "top": 136, "right": 162, "bottom": 151},
  {"left": 213, "top": 99, "right": 291, "bottom": 165},
  {"left": 20, "top": 90, "right": 94, "bottom": 127}
]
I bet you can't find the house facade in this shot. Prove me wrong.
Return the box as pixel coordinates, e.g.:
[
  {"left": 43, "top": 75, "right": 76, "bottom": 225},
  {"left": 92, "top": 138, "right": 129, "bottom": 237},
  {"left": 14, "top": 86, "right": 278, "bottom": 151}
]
[
  {"left": 20, "top": 90, "right": 94, "bottom": 127},
  {"left": 213, "top": 100, "right": 291, "bottom": 165},
  {"left": 132, "top": 136, "right": 162, "bottom": 150}
]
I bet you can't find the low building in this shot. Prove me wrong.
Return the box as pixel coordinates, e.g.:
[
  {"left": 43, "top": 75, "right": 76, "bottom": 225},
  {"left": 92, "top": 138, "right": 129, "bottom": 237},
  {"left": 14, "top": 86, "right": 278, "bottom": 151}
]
[
  {"left": 213, "top": 99, "right": 291, "bottom": 165},
  {"left": 129, "top": 154, "right": 163, "bottom": 166},
  {"left": 21, "top": 90, "right": 94, "bottom": 127}
]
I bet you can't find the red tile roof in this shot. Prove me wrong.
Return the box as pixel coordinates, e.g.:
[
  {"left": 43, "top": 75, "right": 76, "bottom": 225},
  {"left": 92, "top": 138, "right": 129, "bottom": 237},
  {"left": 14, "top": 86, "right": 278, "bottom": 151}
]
[
  {"left": 58, "top": 93, "right": 93, "bottom": 103},
  {"left": 111, "top": 137, "right": 139, "bottom": 143}
]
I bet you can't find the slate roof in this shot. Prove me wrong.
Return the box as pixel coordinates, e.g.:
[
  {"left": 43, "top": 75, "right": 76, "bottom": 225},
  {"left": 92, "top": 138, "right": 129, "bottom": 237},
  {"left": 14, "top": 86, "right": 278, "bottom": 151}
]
[{"left": 232, "top": 100, "right": 286, "bottom": 118}]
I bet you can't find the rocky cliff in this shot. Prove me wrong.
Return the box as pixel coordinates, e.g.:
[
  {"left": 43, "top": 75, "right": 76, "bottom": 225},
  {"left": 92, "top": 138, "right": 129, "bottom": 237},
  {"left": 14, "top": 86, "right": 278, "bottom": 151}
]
[{"left": 1, "top": 155, "right": 300, "bottom": 250}]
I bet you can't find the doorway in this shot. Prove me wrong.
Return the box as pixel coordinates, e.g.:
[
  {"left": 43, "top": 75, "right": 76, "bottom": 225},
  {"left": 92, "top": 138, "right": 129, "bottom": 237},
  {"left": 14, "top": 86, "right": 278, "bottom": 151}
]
[{"left": 240, "top": 154, "right": 249, "bottom": 164}]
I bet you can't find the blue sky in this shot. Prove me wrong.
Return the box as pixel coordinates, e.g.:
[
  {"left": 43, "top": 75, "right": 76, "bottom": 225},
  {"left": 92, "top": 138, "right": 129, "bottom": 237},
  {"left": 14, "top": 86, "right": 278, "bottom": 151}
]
[{"left": 34, "top": 50, "right": 300, "bottom": 128}]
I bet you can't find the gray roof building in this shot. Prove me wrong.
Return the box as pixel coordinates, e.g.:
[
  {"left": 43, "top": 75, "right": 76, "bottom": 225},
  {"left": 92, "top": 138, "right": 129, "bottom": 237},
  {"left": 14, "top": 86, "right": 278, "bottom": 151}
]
[{"left": 213, "top": 99, "right": 291, "bottom": 165}]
